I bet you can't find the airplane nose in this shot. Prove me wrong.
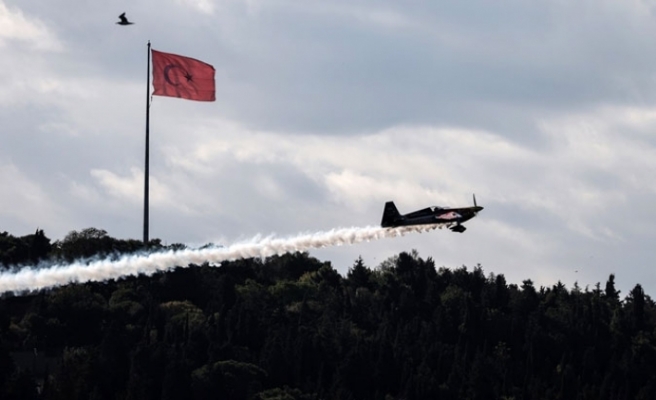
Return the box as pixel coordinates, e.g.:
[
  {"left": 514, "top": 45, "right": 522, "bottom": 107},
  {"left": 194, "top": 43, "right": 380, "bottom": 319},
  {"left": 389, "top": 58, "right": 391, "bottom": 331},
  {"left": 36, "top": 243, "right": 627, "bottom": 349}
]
[{"left": 475, "top": 206, "right": 484, "bottom": 213}]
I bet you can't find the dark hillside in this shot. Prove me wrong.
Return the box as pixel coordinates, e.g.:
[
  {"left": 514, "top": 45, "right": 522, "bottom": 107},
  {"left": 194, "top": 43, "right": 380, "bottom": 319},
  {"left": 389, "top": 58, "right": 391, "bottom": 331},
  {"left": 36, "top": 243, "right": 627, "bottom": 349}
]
[{"left": 1, "top": 229, "right": 654, "bottom": 399}]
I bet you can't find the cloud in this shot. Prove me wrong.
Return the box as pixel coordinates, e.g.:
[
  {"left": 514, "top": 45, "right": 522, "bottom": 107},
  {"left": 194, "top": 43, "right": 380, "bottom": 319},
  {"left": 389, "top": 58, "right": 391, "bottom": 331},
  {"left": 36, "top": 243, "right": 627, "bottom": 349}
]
[
  {"left": 0, "top": 162, "right": 67, "bottom": 231},
  {"left": 89, "top": 168, "right": 207, "bottom": 215},
  {"left": 3, "top": 0, "right": 656, "bottom": 297},
  {"left": 0, "top": 1, "right": 62, "bottom": 51},
  {"left": 175, "top": 0, "right": 216, "bottom": 14}
]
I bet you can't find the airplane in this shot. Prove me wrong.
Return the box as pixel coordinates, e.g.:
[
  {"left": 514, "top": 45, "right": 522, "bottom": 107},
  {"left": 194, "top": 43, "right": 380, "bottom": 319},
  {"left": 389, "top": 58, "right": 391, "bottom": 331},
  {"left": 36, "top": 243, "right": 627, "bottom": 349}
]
[
  {"left": 116, "top": 13, "right": 134, "bottom": 25},
  {"left": 381, "top": 195, "right": 483, "bottom": 233}
]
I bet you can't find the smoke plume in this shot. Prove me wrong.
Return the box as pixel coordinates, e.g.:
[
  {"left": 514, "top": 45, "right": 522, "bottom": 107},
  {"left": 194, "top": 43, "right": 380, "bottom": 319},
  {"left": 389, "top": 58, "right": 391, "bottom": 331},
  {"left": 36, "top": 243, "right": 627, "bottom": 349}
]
[{"left": 0, "top": 224, "right": 445, "bottom": 295}]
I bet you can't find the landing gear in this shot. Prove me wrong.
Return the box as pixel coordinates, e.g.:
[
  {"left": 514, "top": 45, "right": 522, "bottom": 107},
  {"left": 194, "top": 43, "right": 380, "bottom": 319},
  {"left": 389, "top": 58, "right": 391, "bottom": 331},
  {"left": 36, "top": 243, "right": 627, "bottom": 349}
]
[{"left": 450, "top": 224, "right": 466, "bottom": 233}]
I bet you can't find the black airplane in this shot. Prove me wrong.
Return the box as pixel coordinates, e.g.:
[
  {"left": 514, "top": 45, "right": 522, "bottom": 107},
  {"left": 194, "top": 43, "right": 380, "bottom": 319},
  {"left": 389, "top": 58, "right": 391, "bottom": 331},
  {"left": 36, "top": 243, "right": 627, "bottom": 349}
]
[
  {"left": 381, "top": 195, "right": 483, "bottom": 233},
  {"left": 116, "top": 13, "right": 134, "bottom": 25}
]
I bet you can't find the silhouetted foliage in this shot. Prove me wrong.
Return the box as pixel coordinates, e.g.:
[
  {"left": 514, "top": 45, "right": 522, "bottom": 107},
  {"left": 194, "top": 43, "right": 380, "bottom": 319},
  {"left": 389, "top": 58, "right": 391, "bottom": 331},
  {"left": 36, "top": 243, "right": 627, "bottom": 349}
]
[
  {"left": 53, "top": 228, "right": 147, "bottom": 262},
  {"left": 0, "top": 229, "right": 51, "bottom": 268},
  {"left": 1, "top": 229, "right": 656, "bottom": 399}
]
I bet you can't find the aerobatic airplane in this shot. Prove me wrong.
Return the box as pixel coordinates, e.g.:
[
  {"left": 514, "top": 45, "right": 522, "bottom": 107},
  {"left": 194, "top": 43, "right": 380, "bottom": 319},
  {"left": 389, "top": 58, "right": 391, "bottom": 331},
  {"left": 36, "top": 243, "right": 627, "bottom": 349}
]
[{"left": 381, "top": 195, "right": 483, "bottom": 232}]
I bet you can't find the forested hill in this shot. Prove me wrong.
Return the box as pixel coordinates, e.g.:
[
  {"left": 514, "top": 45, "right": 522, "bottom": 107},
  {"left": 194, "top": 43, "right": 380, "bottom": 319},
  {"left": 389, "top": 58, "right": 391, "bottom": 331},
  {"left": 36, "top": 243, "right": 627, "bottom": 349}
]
[{"left": 1, "top": 229, "right": 655, "bottom": 399}]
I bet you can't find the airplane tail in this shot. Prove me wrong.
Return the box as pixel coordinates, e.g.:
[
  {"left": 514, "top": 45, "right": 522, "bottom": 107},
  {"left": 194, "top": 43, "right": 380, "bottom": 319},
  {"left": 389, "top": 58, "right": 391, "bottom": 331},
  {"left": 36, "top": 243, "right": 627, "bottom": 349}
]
[{"left": 381, "top": 201, "right": 401, "bottom": 227}]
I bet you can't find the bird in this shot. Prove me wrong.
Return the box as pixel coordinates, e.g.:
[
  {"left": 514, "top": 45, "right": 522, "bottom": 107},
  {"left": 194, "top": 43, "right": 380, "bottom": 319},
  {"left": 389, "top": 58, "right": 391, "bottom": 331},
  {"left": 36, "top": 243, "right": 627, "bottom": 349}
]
[{"left": 116, "top": 12, "right": 134, "bottom": 25}]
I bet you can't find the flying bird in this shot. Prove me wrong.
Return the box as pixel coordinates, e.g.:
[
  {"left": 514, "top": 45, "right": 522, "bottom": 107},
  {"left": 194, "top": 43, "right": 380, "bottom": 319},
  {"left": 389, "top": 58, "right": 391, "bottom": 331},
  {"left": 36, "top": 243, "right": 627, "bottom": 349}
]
[{"left": 116, "top": 13, "right": 134, "bottom": 25}]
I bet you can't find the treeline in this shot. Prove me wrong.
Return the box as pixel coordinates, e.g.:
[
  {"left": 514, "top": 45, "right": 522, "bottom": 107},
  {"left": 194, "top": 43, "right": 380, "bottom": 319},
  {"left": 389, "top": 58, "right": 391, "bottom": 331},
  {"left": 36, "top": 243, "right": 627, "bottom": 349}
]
[{"left": 1, "top": 228, "right": 655, "bottom": 399}]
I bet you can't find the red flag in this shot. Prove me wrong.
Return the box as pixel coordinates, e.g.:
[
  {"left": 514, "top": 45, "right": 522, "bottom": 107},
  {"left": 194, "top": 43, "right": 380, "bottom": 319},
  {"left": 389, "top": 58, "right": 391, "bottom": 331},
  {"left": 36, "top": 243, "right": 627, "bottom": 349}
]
[{"left": 151, "top": 49, "right": 215, "bottom": 102}]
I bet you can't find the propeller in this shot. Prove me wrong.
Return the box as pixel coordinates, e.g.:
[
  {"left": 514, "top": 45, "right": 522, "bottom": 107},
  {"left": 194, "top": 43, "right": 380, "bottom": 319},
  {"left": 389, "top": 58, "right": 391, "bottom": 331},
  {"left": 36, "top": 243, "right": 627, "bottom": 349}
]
[{"left": 472, "top": 194, "right": 483, "bottom": 214}]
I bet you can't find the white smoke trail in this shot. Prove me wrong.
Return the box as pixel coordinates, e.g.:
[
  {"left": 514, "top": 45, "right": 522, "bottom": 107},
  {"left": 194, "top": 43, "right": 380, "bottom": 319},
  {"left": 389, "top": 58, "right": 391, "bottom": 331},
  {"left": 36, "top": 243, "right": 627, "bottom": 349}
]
[{"left": 0, "top": 224, "right": 446, "bottom": 295}]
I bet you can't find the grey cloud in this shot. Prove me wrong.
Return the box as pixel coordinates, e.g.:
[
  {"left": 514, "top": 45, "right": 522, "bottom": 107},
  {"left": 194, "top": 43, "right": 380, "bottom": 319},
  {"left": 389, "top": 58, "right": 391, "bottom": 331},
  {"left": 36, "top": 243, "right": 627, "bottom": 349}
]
[{"left": 3, "top": 0, "right": 656, "bottom": 298}]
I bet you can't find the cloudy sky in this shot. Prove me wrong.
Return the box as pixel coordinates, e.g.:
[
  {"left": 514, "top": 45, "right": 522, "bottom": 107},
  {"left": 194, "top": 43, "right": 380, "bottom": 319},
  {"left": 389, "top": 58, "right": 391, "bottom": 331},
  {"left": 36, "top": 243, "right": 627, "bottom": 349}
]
[{"left": 2, "top": 0, "right": 656, "bottom": 296}]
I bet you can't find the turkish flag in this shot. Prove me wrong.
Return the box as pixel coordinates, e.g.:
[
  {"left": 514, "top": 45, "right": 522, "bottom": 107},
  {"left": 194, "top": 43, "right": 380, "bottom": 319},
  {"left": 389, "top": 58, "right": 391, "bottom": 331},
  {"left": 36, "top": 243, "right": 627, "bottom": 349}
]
[{"left": 152, "top": 49, "right": 215, "bottom": 102}]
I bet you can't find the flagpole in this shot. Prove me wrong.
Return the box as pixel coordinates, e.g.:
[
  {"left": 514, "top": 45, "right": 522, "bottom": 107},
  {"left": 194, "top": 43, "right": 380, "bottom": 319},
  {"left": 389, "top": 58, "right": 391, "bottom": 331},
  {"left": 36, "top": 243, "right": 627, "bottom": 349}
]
[{"left": 144, "top": 41, "right": 151, "bottom": 245}]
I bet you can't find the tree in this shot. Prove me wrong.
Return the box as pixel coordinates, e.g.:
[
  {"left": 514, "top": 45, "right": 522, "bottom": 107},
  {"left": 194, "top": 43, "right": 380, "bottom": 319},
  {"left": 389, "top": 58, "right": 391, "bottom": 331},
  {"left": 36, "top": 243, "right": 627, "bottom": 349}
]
[
  {"left": 0, "top": 229, "right": 52, "bottom": 267},
  {"left": 191, "top": 360, "right": 266, "bottom": 400},
  {"left": 346, "top": 257, "right": 372, "bottom": 290},
  {"left": 627, "top": 284, "right": 646, "bottom": 333},
  {"left": 604, "top": 274, "right": 620, "bottom": 304}
]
